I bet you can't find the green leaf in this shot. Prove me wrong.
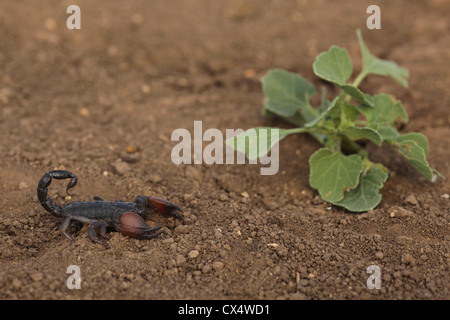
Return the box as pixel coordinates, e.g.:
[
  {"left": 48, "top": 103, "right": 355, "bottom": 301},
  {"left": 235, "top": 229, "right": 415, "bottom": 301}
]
[
  {"left": 261, "top": 69, "right": 317, "bottom": 117},
  {"left": 226, "top": 127, "right": 294, "bottom": 160},
  {"left": 340, "top": 126, "right": 383, "bottom": 146},
  {"left": 371, "top": 124, "right": 400, "bottom": 141},
  {"left": 313, "top": 46, "right": 352, "bottom": 84},
  {"left": 340, "top": 84, "right": 374, "bottom": 106},
  {"left": 359, "top": 94, "right": 408, "bottom": 125},
  {"left": 357, "top": 29, "right": 409, "bottom": 88},
  {"left": 309, "top": 148, "right": 364, "bottom": 203},
  {"left": 391, "top": 138, "right": 434, "bottom": 181},
  {"left": 395, "top": 132, "right": 429, "bottom": 156},
  {"left": 335, "top": 167, "right": 388, "bottom": 212},
  {"left": 313, "top": 45, "right": 374, "bottom": 106}
]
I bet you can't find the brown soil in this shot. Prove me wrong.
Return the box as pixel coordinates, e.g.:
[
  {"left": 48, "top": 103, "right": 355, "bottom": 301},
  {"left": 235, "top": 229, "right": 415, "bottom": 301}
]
[{"left": 0, "top": 0, "right": 449, "bottom": 300}]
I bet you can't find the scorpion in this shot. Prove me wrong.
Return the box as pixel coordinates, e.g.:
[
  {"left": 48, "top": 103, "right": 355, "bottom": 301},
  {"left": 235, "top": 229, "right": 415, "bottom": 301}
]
[{"left": 37, "top": 170, "right": 184, "bottom": 249}]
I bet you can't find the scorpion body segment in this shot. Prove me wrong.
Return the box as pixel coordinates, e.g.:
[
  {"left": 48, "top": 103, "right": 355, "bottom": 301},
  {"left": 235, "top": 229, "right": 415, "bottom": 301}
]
[{"left": 37, "top": 170, "right": 184, "bottom": 249}]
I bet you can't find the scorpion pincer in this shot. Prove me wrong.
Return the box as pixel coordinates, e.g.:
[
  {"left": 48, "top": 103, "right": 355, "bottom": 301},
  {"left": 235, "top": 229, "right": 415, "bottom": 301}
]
[{"left": 37, "top": 170, "right": 184, "bottom": 249}]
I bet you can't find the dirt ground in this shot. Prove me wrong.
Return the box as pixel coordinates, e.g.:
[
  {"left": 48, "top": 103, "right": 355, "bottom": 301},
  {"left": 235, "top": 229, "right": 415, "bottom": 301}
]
[{"left": 0, "top": 0, "right": 448, "bottom": 300}]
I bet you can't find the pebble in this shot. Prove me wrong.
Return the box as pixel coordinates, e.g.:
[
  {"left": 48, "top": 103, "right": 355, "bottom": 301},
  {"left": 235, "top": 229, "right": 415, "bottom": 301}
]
[
  {"left": 405, "top": 195, "right": 419, "bottom": 206},
  {"left": 112, "top": 160, "right": 130, "bottom": 175},
  {"left": 212, "top": 261, "right": 224, "bottom": 270},
  {"left": 148, "top": 174, "right": 162, "bottom": 184},
  {"left": 79, "top": 108, "right": 90, "bottom": 117},
  {"left": 162, "top": 237, "right": 174, "bottom": 245},
  {"left": 18, "top": 181, "right": 28, "bottom": 190},
  {"left": 0, "top": 87, "right": 12, "bottom": 104},
  {"left": 30, "top": 272, "right": 44, "bottom": 282},
  {"left": 175, "top": 224, "right": 191, "bottom": 234},
  {"left": 401, "top": 253, "right": 416, "bottom": 265},
  {"left": 188, "top": 250, "right": 200, "bottom": 259},
  {"left": 175, "top": 254, "right": 186, "bottom": 266},
  {"left": 12, "top": 278, "right": 22, "bottom": 290},
  {"left": 389, "top": 206, "right": 413, "bottom": 218},
  {"left": 202, "top": 265, "right": 211, "bottom": 274}
]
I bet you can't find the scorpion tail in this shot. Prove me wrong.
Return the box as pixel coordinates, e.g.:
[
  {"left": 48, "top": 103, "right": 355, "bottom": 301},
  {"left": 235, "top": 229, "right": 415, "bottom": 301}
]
[{"left": 37, "top": 170, "right": 78, "bottom": 217}]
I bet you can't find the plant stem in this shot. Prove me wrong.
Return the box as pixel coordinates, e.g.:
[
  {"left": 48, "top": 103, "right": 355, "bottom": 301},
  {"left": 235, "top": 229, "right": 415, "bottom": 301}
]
[{"left": 352, "top": 70, "right": 368, "bottom": 88}]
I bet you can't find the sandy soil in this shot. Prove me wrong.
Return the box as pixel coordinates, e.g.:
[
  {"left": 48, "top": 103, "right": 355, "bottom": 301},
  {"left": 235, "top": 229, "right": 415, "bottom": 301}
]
[{"left": 0, "top": 0, "right": 449, "bottom": 299}]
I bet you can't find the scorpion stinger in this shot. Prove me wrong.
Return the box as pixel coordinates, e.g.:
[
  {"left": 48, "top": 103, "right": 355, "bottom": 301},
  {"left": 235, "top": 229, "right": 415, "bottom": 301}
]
[
  {"left": 37, "top": 170, "right": 78, "bottom": 218},
  {"left": 36, "top": 170, "right": 184, "bottom": 249}
]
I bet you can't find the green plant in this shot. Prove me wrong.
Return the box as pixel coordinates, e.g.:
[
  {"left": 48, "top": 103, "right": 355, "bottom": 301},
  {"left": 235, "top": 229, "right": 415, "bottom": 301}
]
[{"left": 227, "top": 30, "right": 441, "bottom": 212}]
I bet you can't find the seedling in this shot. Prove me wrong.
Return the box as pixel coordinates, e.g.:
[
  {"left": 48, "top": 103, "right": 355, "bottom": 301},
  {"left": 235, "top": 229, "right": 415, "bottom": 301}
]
[{"left": 227, "top": 30, "right": 441, "bottom": 212}]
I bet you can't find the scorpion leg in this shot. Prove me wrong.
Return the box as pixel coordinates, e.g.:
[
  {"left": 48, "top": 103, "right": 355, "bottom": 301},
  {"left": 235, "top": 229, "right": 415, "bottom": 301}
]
[
  {"left": 118, "top": 212, "right": 163, "bottom": 240},
  {"left": 60, "top": 214, "right": 110, "bottom": 247},
  {"left": 88, "top": 221, "right": 111, "bottom": 249},
  {"left": 59, "top": 215, "right": 76, "bottom": 244}
]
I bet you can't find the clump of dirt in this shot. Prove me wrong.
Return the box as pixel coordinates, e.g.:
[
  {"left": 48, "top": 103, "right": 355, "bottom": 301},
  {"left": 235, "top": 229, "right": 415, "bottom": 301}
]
[{"left": 0, "top": 0, "right": 449, "bottom": 299}]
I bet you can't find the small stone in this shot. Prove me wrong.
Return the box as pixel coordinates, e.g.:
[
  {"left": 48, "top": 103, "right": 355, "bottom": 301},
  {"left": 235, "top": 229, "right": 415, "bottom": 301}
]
[
  {"left": 18, "top": 181, "right": 28, "bottom": 190},
  {"left": 175, "top": 254, "right": 186, "bottom": 266},
  {"left": 212, "top": 261, "right": 224, "bottom": 270},
  {"left": 244, "top": 69, "right": 256, "bottom": 78},
  {"left": 299, "top": 279, "right": 309, "bottom": 287},
  {"left": 126, "top": 274, "right": 134, "bottom": 281},
  {"left": 126, "top": 145, "right": 138, "bottom": 154},
  {"left": 79, "top": 107, "right": 90, "bottom": 117},
  {"left": 131, "top": 13, "right": 144, "bottom": 25},
  {"left": 188, "top": 250, "right": 199, "bottom": 259},
  {"left": 401, "top": 253, "right": 416, "bottom": 265},
  {"left": 30, "top": 272, "right": 43, "bottom": 281},
  {"left": 311, "top": 196, "right": 323, "bottom": 205},
  {"left": 12, "top": 278, "right": 22, "bottom": 290},
  {"left": 0, "top": 88, "right": 12, "bottom": 104},
  {"left": 148, "top": 174, "right": 162, "bottom": 184},
  {"left": 405, "top": 195, "right": 419, "bottom": 206},
  {"left": 12, "top": 220, "right": 22, "bottom": 228},
  {"left": 389, "top": 206, "right": 413, "bottom": 218},
  {"left": 141, "top": 84, "right": 151, "bottom": 93},
  {"left": 175, "top": 224, "right": 191, "bottom": 234},
  {"left": 375, "top": 252, "right": 384, "bottom": 259},
  {"left": 44, "top": 18, "right": 57, "bottom": 31},
  {"left": 240, "top": 191, "right": 249, "bottom": 198},
  {"left": 219, "top": 193, "right": 228, "bottom": 201},
  {"left": 202, "top": 265, "right": 211, "bottom": 274},
  {"left": 184, "top": 194, "right": 195, "bottom": 201},
  {"left": 112, "top": 160, "right": 130, "bottom": 175},
  {"left": 162, "top": 237, "right": 174, "bottom": 244}
]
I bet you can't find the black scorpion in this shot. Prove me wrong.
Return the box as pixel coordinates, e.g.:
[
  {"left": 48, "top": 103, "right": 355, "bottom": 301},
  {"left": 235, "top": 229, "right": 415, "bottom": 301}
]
[{"left": 37, "top": 170, "right": 184, "bottom": 249}]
